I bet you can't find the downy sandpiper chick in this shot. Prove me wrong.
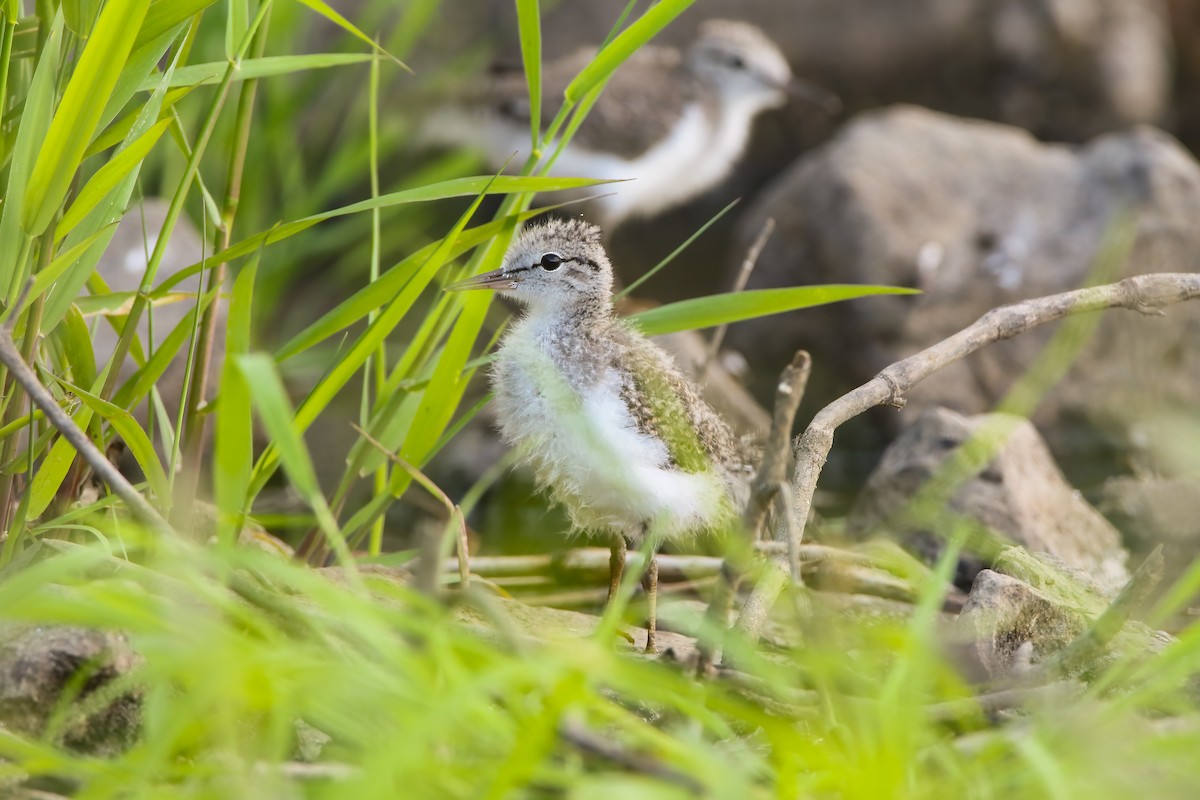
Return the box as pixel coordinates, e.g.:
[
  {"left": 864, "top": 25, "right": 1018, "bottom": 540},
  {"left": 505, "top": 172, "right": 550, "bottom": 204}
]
[{"left": 447, "top": 219, "right": 757, "bottom": 651}]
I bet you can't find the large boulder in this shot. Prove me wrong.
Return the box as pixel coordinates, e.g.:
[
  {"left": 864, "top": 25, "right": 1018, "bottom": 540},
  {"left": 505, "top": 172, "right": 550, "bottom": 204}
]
[
  {"left": 410, "top": 1, "right": 1174, "bottom": 301},
  {"left": 731, "top": 106, "right": 1200, "bottom": 489},
  {"left": 0, "top": 624, "right": 141, "bottom": 756},
  {"left": 848, "top": 407, "right": 1129, "bottom": 593},
  {"left": 956, "top": 547, "right": 1173, "bottom": 681}
]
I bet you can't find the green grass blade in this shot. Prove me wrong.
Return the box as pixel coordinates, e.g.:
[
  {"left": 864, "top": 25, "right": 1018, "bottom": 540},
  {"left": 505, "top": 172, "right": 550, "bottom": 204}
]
[
  {"left": 19, "top": 226, "right": 116, "bottom": 315},
  {"left": 52, "top": 376, "right": 170, "bottom": 505},
  {"left": 213, "top": 254, "right": 258, "bottom": 546},
  {"left": 88, "top": 86, "right": 193, "bottom": 157},
  {"left": 564, "top": 0, "right": 693, "bottom": 102},
  {"left": 274, "top": 209, "right": 549, "bottom": 362},
  {"left": 515, "top": 0, "right": 541, "bottom": 149},
  {"left": 395, "top": 234, "right": 511, "bottom": 478},
  {"left": 236, "top": 352, "right": 354, "bottom": 569},
  {"left": 21, "top": 0, "right": 151, "bottom": 236},
  {"left": 135, "top": 53, "right": 376, "bottom": 91},
  {"left": 26, "top": 406, "right": 93, "bottom": 520},
  {"left": 627, "top": 285, "right": 920, "bottom": 337},
  {"left": 0, "top": 13, "right": 60, "bottom": 299},
  {"left": 153, "top": 176, "right": 608, "bottom": 299},
  {"left": 134, "top": 0, "right": 219, "bottom": 51},
  {"left": 55, "top": 118, "right": 171, "bottom": 242},
  {"left": 111, "top": 286, "right": 218, "bottom": 409},
  {"left": 50, "top": 305, "right": 97, "bottom": 390},
  {"left": 291, "top": 0, "right": 408, "bottom": 71},
  {"left": 224, "top": 0, "right": 248, "bottom": 60},
  {"left": 41, "top": 38, "right": 182, "bottom": 332},
  {"left": 617, "top": 198, "right": 739, "bottom": 299}
]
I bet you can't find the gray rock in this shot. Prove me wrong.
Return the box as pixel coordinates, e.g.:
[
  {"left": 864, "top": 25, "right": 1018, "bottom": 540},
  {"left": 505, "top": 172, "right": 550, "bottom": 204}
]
[
  {"left": 957, "top": 547, "right": 1174, "bottom": 681},
  {"left": 957, "top": 568, "right": 1087, "bottom": 680},
  {"left": 732, "top": 107, "right": 1200, "bottom": 488},
  {"left": 414, "top": 1, "right": 1172, "bottom": 301},
  {"left": 0, "top": 624, "right": 141, "bottom": 756},
  {"left": 91, "top": 198, "right": 217, "bottom": 396},
  {"left": 848, "top": 407, "right": 1129, "bottom": 592}
]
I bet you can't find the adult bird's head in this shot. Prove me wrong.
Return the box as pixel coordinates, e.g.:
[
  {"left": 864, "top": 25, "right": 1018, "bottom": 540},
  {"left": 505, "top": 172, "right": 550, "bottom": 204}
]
[{"left": 689, "top": 20, "right": 841, "bottom": 115}]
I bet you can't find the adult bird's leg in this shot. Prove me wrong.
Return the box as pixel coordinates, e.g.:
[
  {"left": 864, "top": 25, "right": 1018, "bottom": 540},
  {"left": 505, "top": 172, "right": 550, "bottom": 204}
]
[{"left": 608, "top": 532, "right": 627, "bottom": 603}]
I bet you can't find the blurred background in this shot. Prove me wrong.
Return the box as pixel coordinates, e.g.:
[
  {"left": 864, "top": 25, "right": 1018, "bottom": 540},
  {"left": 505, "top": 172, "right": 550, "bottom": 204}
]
[{"left": 126, "top": 0, "right": 1200, "bottom": 585}]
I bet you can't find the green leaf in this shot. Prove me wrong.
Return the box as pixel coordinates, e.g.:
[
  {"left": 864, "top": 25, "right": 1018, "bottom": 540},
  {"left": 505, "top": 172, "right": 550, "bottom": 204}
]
[
  {"left": 56, "top": 118, "right": 171, "bottom": 242},
  {"left": 224, "top": 0, "right": 247, "bottom": 60},
  {"left": 248, "top": 179, "right": 512, "bottom": 498},
  {"left": 152, "top": 177, "right": 606, "bottom": 298},
  {"left": 52, "top": 377, "right": 170, "bottom": 505},
  {"left": 62, "top": 0, "right": 101, "bottom": 36},
  {"left": 395, "top": 235, "right": 510, "bottom": 477},
  {"left": 98, "top": 23, "right": 184, "bottom": 134},
  {"left": 515, "top": 0, "right": 541, "bottom": 148},
  {"left": 274, "top": 208, "right": 550, "bottom": 362},
  {"left": 213, "top": 254, "right": 258, "bottom": 546},
  {"left": 41, "top": 35, "right": 181, "bottom": 332},
  {"left": 290, "top": 0, "right": 409, "bottom": 71},
  {"left": 0, "top": 14, "right": 61, "bottom": 299},
  {"left": 21, "top": 226, "right": 117, "bottom": 316},
  {"left": 135, "top": 53, "right": 376, "bottom": 91},
  {"left": 51, "top": 305, "right": 97, "bottom": 390},
  {"left": 626, "top": 285, "right": 920, "bottom": 337},
  {"left": 26, "top": 407, "right": 93, "bottom": 520},
  {"left": 22, "top": 0, "right": 151, "bottom": 236},
  {"left": 111, "top": 286, "right": 218, "bottom": 410},
  {"left": 564, "top": 0, "right": 693, "bottom": 102},
  {"left": 134, "top": 0, "right": 219, "bottom": 51},
  {"left": 236, "top": 353, "right": 351, "bottom": 566},
  {"left": 88, "top": 86, "right": 193, "bottom": 157}
]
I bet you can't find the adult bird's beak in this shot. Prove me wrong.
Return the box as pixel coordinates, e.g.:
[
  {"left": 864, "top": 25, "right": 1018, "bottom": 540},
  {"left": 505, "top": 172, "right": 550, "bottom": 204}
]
[
  {"left": 444, "top": 268, "right": 514, "bottom": 292},
  {"left": 783, "top": 77, "right": 842, "bottom": 115}
]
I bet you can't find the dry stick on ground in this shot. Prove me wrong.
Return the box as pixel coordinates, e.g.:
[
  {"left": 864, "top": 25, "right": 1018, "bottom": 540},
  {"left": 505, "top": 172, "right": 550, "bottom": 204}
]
[
  {"left": 735, "top": 272, "right": 1200, "bottom": 643},
  {"left": 697, "top": 351, "right": 811, "bottom": 673},
  {"left": 558, "top": 719, "right": 705, "bottom": 794},
  {"left": 0, "top": 328, "right": 176, "bottom": 538}
]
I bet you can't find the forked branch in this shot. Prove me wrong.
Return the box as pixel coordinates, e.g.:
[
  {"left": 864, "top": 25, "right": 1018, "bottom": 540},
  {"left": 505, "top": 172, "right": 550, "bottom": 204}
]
[{"left": 735, "top": 272, "right": 1200, "bottom": 641}]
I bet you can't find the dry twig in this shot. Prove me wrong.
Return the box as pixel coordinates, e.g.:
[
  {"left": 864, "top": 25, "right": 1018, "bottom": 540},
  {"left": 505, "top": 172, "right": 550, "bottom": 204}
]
[
  {"left": 698, "top": 351, "right": 811, "bottom": 672},
  {"left": 558, "top": 719, "right": 704, "bottom": 794},
  {"left": 736, "top": 272, "right": 1200, "bottom": 643},
  {"left": 0, "top": 327, "right": 175, "bottom": 537}
]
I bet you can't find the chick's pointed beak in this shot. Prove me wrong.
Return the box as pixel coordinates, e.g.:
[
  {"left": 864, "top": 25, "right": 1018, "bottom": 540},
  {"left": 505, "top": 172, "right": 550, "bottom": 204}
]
[{"left": 444, "top": 267, "right": 516, "bottom": 292}]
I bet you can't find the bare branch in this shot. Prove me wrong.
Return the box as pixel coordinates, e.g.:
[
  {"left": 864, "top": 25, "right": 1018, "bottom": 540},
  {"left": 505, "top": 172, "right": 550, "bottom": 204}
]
[
  {"left": 558, "top": 719, "right": 704, "bottom": 794},
  {"left": 698, "top": 351, "right": 810, "bottom": 672},
  {"left": 0, "top": 328, "right": 175, "bottom": 537},
  {"left": 737, "top": 272, "right": 1200, "bottom": 643}
]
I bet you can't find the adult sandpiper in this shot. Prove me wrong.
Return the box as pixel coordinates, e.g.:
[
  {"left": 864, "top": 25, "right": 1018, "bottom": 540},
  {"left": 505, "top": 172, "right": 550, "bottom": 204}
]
[
  {"left": 447, "top": 218, "right": 758, "bottom": 651},
  {"left": 428, "top": 20, "right": 838, "bottom": 229}
]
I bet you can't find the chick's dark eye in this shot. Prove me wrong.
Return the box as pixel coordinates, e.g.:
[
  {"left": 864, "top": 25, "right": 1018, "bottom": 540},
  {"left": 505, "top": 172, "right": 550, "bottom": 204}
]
[
  {"left": 728, "top": 54, "right": 745, "bottom": 69},
  {"left": 540, "top": 252, "right": 563, "bottom": 271}
]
